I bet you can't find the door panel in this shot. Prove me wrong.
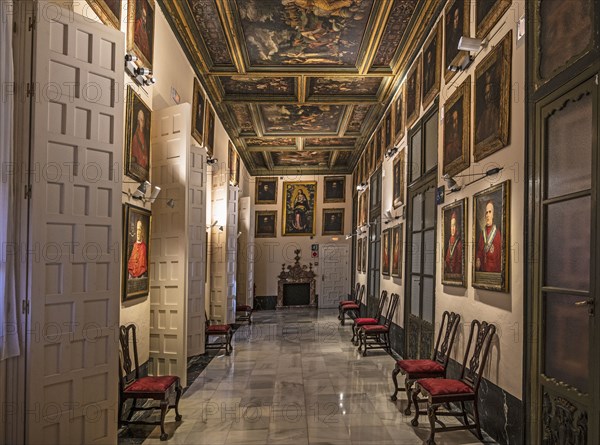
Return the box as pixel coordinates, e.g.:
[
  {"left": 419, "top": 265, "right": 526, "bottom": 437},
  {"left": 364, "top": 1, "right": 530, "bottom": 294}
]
[
  {"left": 321, "top": 245, "right": 350, "bottom": 308},
  {"left": 28, "top": 7, "right": 123, "bottom": 443}
]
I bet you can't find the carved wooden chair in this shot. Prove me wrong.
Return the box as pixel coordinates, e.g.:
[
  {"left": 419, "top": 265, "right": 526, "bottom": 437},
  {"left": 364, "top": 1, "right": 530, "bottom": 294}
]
[
  {"left": 350, "top": 290, "right": 388, "bottom": 345},
  {"left": 205, "top": 312, "right": 233, "bottom": 355},
  {"left": 390, "top": 311, "right": 461, "bottom": 415},
  {"left": 410, "top": 320, "right": 496, "bottom": 445},
  {"left": 338, "top": 283, "right": 360, "bottom": 319},
  {"left": 339, "top": 284, "right": 365, "bottom": 326},
  {"left": 357, "top": 292, "right": 399, "bottom": 356},
  {"left": 235, "top": 303, "right": 253, "bottom": 325},
  {"left": 118, "top": 324, "right": 182, "bottom": 441}
]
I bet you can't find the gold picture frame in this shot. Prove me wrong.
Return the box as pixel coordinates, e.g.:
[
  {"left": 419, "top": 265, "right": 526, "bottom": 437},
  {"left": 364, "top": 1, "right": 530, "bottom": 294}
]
[
  {"left": 444, "top": 0, "right": 470, "bottom": 83},
  {"left": 322, "top": 209, "right": 344, "bottom": 235},
  {"left": 255, "top": 211, "right": 277, "bottom": 238},
  {"left": 125, "top": 86, "right": 151, "bottom": 183},
  {"left": 122, "top": 203, "right": 151, "bottom": 301},
  {"left": 256, "top": 177, "right": 278, "bottom": 204},
  {"left": 442, "top": 198, "right": 467, "bottom": 287},
  {"left": 392, "top": 150, "right": 405, "bottom": 208},
  {"left": 127, "top": 0, "right": 155, "bottom": 71},
  {"left": 282, "top": 181, "right": 317, "bottom": 236},
  {"left": 422, "top": 21, "right": 442, "bottom": 110},
  {"left": 476, "top": 0, "right": 511, "bottom": 39},
  {"left": 87, "top": 0, "right": 122, "bottom": 29},
  {"left": 405, "top": 55, "right": 422, "bottom": 130},
  {"left": 442, "top": 76, "right": 471, "bottom": 177},
  {"left": 391, "top": 224, "right": 403, "bottom": 278},
  {"left": 192, "top": 78, "right": 206, "bottom": 145},
  {"left": 324, "top": 176, "right": 345, "bottom": 203}
]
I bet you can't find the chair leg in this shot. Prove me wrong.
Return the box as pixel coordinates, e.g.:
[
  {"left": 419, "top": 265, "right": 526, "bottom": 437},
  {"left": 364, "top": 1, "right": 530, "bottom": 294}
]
[
  {"left": 410, "top": 387, "right": 420, "bottom": 427},
  {"left": 341, "top": 309, "right": 346, "bottom": 326},
  {"left": 390, "top": 365, "right": 401, "bottom": 401},
  {"left": 351, "top": 324, "right": 357, "bottom": 344},
  {"left": 426, "top": 404, "right": 439, "bottom": 445},
  {"left": 404, "top": 378, "right": 414, "bottom": 415},
  {"left": 159, "top": 400, "right": 168, "bottom": 441},
  {"left": 460, "top": 401, "right": 468, "bottom": 427},
  {"left": 127, "top": 399, "right": 137, "bottom": 422},
  {"left": 225, "top": 332, "right": 232, "bottom": 355},
  {"left": 174, "top": 383, "right": 182, "bottom": 421},
  {"left": 474, "top": 398, "right": 483, "bottom": 440}
]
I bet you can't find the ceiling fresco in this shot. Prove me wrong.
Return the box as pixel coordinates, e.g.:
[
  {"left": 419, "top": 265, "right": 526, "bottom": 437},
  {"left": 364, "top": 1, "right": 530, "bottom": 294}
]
[{"left": 160, "top": 0, "right": 440, "bottom": 175}]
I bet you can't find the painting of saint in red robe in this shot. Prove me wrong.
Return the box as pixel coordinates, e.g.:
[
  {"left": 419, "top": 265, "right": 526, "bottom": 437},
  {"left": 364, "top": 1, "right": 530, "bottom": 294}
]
[
  {"left": 442, "top": 199, "right": 466, "bottom": 287},
  {"left": 125, "top": 87, "right": 151, "bottom": 182},
  {"left": 127, "top": 0, "right": 155, "bottom": 69},
  {"left": 123, "top": 204, "right": 151, "bottom": 301}
]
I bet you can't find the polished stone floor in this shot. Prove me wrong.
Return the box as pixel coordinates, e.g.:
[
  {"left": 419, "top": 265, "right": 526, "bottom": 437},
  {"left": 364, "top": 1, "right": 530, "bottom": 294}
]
[{"left": 140, "top": 309, "right": 491, "bottom": 444}]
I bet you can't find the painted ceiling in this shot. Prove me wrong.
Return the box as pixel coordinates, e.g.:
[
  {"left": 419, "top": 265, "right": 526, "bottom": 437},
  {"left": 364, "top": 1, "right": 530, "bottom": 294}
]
[{"left": 160, "top": 0, "right": 441, "bottom": 175}]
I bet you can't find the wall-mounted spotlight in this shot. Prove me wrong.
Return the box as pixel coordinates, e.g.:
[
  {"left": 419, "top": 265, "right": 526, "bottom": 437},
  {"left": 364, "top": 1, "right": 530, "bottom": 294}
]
[
  {"left": 207, "top": 156, "right": 218, "bottom": 165},
  {"left": 458, "top": 36, "right": 486, "bottom": 53},
  {"left": 132, "top": 181, "right": 151, "bottom": 199},
  {"left": 447, "top": 53, "right": 473, "bottom": 72},
  {"left": 356, "top": 182, "right": 367, "bottom": 192},
  {"left": 383, "top": 209, "right": 400, "bottom": 225},
  {"left": 444, "top": 167, "right": 503, "bottom": 195},
  {"left": 125, "top": 53, "right": 157, "bottom": 87},
  {"left": 167, "top": 199, "right": 175, "bottom": 208}
]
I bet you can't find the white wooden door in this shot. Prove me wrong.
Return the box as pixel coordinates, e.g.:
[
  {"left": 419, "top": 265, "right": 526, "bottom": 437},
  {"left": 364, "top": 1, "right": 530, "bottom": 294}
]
[
  {"left": 149, "top": 104, "right": 190, "bottom": 386},
  {"left": 226, "top": 185, "right": 239, "bottom": 322},
  {"left": 320, "top": 245, "right": 350, "bottom": 308},
  {"left": 187, "top": 145, "right": 206, "bottom": 356},
  {"left": 27, "top": 6, "right": 123, "bottom": 443},
  {"left": 237, "top": 196, "right": 254, "bottom": 309}
]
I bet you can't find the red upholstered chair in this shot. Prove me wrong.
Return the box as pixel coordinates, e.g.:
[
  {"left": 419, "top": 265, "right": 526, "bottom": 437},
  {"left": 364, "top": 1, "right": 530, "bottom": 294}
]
[
  {"left": 118, "top": 324, "right": 182, "bottom": 441},
  {"left": 410, "top": 320, "right": 496, "bottom": 445},
  {"left": 390, "top": 311, "right": 461, "bottom": 415},
  {"left": 338, "top": 283, "right": 360, "bottom": 319},
  {"left": 235, "top": 304, "right": 253, "bottom": 325},
  {"left": 205, "top": 312, "right": 233, "bottom": 355},
  {"left": 339, "top": 284, "right": 365, "bottom": 326},
  {"left": 357, "top": 292, "right": 399, "bottom": 356},
  {"left": 350, "top": 290, "right": 388, "bottom": 345}
]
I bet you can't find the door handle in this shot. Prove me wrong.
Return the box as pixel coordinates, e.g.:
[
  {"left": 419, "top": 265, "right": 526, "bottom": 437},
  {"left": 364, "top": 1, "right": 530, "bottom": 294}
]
[{"left": 574, "top": 298, "right": 594, "bottom": 316}]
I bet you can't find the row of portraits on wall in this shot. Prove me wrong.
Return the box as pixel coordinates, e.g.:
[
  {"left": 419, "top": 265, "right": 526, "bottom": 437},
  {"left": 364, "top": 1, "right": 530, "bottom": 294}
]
[
  {"left": 354, "top": 0, "right": 512, "bottom": 188},
  {"left": 255, "top": 176, "right": 345, "bottom": 205},
  {"left": 255, "top": 208, "right": 344, "bottom": 238}
]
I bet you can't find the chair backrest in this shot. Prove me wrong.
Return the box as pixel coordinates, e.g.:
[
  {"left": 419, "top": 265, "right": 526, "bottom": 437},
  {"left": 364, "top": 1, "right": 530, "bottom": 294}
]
[
  {"left": 375, "top": 290, "right": 388, "bottom": 321},
  {"left": 352, "top": 282, "right": 360, "bottom": 299},
  {"left": 119, "top": 324, "right": 140, "bottom": 389},
  {"left": 354, "top": 284, "right": 365, "bottom": 305},
  {"left": 432, "top": 311, "right": 461, "bottom": 368},
  {"left": 382, "top": 293, "right": 400, "bottom": 329},
  {"left": 459, "top": 320, "right": 496, "bottom": 392}
]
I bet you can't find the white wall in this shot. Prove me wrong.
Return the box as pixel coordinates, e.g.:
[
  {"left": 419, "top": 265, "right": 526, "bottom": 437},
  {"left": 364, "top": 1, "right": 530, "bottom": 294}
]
[{"left": 253, "top": 174, "right": 353, "bottom": 297}]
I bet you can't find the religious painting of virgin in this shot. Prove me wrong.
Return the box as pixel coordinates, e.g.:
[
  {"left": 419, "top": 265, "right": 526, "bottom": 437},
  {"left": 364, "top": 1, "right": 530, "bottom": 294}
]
[
  {"left": 474, "top": 31, "right": 512, "bottom": 162},
  {"left": 472, "top": 181, "right": 510, "bottom": 292},
  {"left": 391, "top": 224, "right": 403, "bottom": 278},
  {"left": 255, "top": 211, "right": 277, "bottom": 238},
  {"left": 125, "top": 86, "right": 151, "bottom": 183},
  {"left": 123, "top": 204, "right": 151, "bottom": 301},
  {"left": 127, "top": 0, "right": 155, "bottom": 70},
  {"left": 443, "top": 77, "right": 471, "bottom": 177},
  {"left": 88, "top": 0, "right": 122, "bottom": 29},
  {"left": 476, "top": 0, "right": 511, "bottom": 39},
  {"left": 405, "top": 56, "right": 422, "bottom": 129},
  {"left": 324, "top": 176, "right": 345, "bottom": 203},
  {"left": 382, "top": 229, "right": 391, "bottom": 276},
  {"left": 282, "top": 182, "right": 317, "bottom": 236},
  {"left": 392, "top": 150, "right": 405, "bottom": 208},
  {"left": 205, "top": 106, "right": 216, "bottom": 157},
  {"left": 322, "top": 209, "right": 344, "bottom": 235},
  {"left": 442, "top": 199, "right": 467, "bottom": 287},
  {"left": 444, "top": 0, "right": 469, "bottom": 82},
  {"left": 192, "top": 78, "right": 206, "bottom": 145},
  {"left": 422, "top": 22, "right": 442, "bottom": 109}
]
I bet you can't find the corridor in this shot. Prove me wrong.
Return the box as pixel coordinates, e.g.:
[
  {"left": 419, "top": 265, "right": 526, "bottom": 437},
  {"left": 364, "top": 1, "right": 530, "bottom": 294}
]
[{"left": 138, "top": 310, "right": 489, "bottom": 444}]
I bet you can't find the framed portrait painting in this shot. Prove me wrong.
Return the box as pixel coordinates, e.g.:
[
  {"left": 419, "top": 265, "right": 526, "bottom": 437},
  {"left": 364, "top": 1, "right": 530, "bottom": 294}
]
[
  {"left": 87, "top": 0, "right": 122, "bottom": 28},
  {"left": 392, "top": 150, "right": 405, "bottom": 208},
  {"left": 125, "top": 86, "right": 151, "bottom": 182},
  {"left": 405, "top": 55, "right": 422, "bottom": 129},
  {"left": 394, "top": 86, "right": 405, "bottom": 144},
  {"left": 443, "top": 77, "right": 471, "bottom": 177},
  {"left": 476, "top": 0, "right": 511, "bottom": 39},
  {"left": 384, "top": 111, "right": 393, "bottom": 152},
  {"left": 422, "top": 22, "right": 442, "bottom": 109},
  {"left": 381, "top": 229, "right": 391, "bottom": 276},
  {"left": 123, "top": 204, "right": 151, "bottom": 301},
  {"left": 322, "top": 209, "right": 344, "bottom": 235},
  {"left": 324, "top": 176, "right": 345, "bottom": 203},
  {"left": 474, "top": 31, "right": 512, "bottom": 162},
  {"left": 391, "top": 224, "right": 403, "bottom": 278},
  {"left": 255, "top": 211, "right": 277, "bottom": 238},
  {"left": 256, "top": 177, "right": 278, "bottom": 204},
  {"left": 205, "top": 106, "right": 216, "bottom": 157},
  {"left": 282, "top": 181, "right": 317, "bottom": 236},
  {"left": 361, "top": 237, "right": 367, "bottom": 273},
  {"left": 472, "top": 181, "right": 510, "bottom": 292},
  {"left": 444, "top": 0, "right": 469, "bottom": 82},
  {"left": 192, "top": 78, "right": 205, "bottom": 145},
  {"left": 127, "top": 0, "right": 155, "bottom": 70},
  {"left": 228, "top": 141, "right": 240, "bottom": 186},
  {"left": 442, "top": 199, "right": 467, "bottom": 287}
]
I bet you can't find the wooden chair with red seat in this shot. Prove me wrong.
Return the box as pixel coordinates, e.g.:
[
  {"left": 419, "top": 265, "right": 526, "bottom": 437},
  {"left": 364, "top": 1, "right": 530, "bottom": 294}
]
[
  {"left": 118, "top": 324, "right": 182, "bottom": 441},
  {"left": 390, "top": 311, "right": 461, "bottom": 415},
  {"left": 338, "top": 283, "right": 360, "bottom": 320},
  {"left": 205, "top": 312, "right": 233, "bottom": 355},
  {"left": 357, "top": 292, "right": 399, "bottom": 356},
  {"left": 410, "top": 320, "right": 496, "bottom": 445},
  {"left": 235, "top": 303, "right": 253, "bottom": 325},
  {"left": 339, "top": 284, "right": 365, "bottom": 326},
  {"left": 350, "top": 290, "right": 388, "bottom": 345}
]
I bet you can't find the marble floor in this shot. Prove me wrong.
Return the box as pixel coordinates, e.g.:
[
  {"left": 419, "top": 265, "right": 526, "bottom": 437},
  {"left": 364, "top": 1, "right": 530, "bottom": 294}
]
[{"left": 139, "top": 309, "right": 492, "bottom": 444}]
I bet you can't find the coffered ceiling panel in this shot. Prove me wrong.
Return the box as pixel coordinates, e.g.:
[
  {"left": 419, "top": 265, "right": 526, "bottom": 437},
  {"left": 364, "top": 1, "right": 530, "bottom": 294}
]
[{"left": 160, "top": 0, "right": 441, "bottom": 175}]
